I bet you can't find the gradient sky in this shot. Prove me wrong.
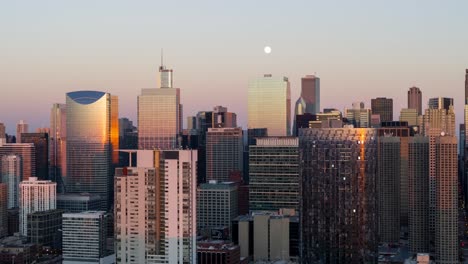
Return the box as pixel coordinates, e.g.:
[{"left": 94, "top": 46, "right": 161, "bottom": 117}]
[{"left": 1, "top": 1, "right": 468, "bottom": 134}]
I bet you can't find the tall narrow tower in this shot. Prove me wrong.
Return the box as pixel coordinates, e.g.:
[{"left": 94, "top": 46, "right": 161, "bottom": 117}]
[{"left": 408, "top": 87, "right": 422, "bottom": 115}]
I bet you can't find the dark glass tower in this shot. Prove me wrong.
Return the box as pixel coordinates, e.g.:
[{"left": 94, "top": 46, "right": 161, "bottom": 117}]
[
  {"left": 300, "top": 128, "right": 378, "bottom": 263},
  {"left": 21, "top": 133, "right": 49, "bottom": 180},
  {"left": 371, "top": 97, "right": 393, "bottom": 122}
]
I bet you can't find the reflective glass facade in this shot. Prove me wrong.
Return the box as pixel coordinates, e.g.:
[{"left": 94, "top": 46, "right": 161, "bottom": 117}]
[
  {"left": 248, "top": 75, "right": 291, "bottom": 136},
  {"left": 66, "top": 91, "right": 117, "bottom": 210},
  {"left": 49, "top": 103, "right": 67, "bottom": 192},
  {"left": 300, "top": 128, "right": 378, "bottom": 263},
  {"left": 138, "top": 88, "right": 180, "bottom": 150}
]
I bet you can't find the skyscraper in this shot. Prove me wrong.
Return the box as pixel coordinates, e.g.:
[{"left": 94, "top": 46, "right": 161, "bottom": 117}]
[
  {"left": 248, "top": 74, "right": 291, "bottom": 136},
  {"left": 0, "top": 123, "right": 5, "bottom": 141},
  {"left": 428, "top": 97, "right": 454, "bottom": 111},
  {"left": 300, "top": 128, "right": 378, "bottom": 263},
  {"left": 408, "top": 136, "right": 429, "bottom": 253},
  {"left": 19, "top": 177, "right": 56, "bottom": 237},
  {"left": 66, "top": 91, "right": 118, "bottom": 210},
  {"left": 293, "top": 75, "right": 320, "bottom": 133},
  {"left": 408, "top": 86, "right": 422, "bottom": 115},
  {"left": 377, "top": 136, "right": 400, "bottom": 244},
  {"left": 21, "top": 133, "right": 49, "bottom": 180},
  {"left": 435, "top": 135, "right": 458, "bottom": 263},
  {"left": 213, "top": 105, "right": 237, "bottom": 128},
  {"left": 138, "top": 62, "right": 181, "bottom": 150},
  {"left": 400, "top": 108, "right": 419, "bottom": 127},
  {"left": 249, "top": 137, "right": 299, "bottom": 212},
  {"left": 1, "top": 155, "right": 21, "bottom": 209},
  {"left": 371, "top": 97, "right": 393, "bottom": 122},
  {"left": 49, "top": 103, "right": 66, "bottom": 191},
  {"left": 16, "top": 120, "right": 28, "bottom": 143},
  {"left": 0, "top": 183, "right": 7, "bottom": 238},
  {"left": 206, "top": 127, "right": 243, "bottom": 182}
]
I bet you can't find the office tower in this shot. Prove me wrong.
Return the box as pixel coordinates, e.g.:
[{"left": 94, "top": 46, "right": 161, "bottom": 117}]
[
  {"left": 16, "top": 120, "right": 28, "bottom": 143},
  {"left": 344, "top": 102, "right": 372, "bottom": 128},
  {"left": 50, "top": 103, "right": 66, "bottom": 191},
  {"left": 197, "top": 181, "right": 238, "bottom": 237},
  {"left": 0, "top": 123, "right": 5, "bottom": 141},
  {"left": 118, "top": 118, "right": 138, "bottom": 167},
  {"left": 248, "top": 74, "right": 291, "bottom": 136},
  {"left": 0, "top": 142, "right": 35, "bottom": 181},
  {"left": 428, "top": 97, "right": 454, "bottom": 111},
  {"left": 206, "top": 128, "right": 243, "bottom": 182},
  {"left": 57, "top": 193, "right": 103, "bottom": 213},
  {"left": 400, "top": 108, "right": 419, "bottom": 126},
  {"left": 7, "top": 209, "right": 19, "bottom": 236},
  {"left": 408, "top": 86, "right": 422, "bottom": 115},
  {"left": 435, "top": 135, "right": 458, "bottom": 263},
  {"left": 300, "top": 128, "right": 378, "bottom": 263},
  {"left": 232, "top": 211, "right": 299, "bottom": 262},
  {"left": 293, "top": 75, "right": 320, "bottom": 134},
  {"left": 27, "top": 209, "right": 63, "bottom": 249},
  {"left": 0, "top": 184, "right": 7, "bottom": 238},
  {"left": 138, "top": 61, "right": 181, "bottom": 150},
  {"left": 66, "top": 91, "right": 118, "bottom": 210},
  {"left": 213, "top": 105, "right": 237, "bottom": 128},
  {"left": 115, "top": 166, "right": 158, "bottom": 264},
  {"left": 371, "top": 114, "right": 381, "bottom": 128},
  {"left": 249, "top": 137, "right": 299, "bottom": 212},
  {"left": 197, "top": 241, "right": 244, "bottom": 264},
  {"left": 371, "top": 97, "right": 393, "bottom": 122},
  {"left": 377, "top": 136, "right": 401, "bottom": 244},
  {"left": 19, "top": 177, "right": 56, "bottom": 236},
  {"left": 408, "top": 136, "right": 429, "bottom": 253},
  {"left": 379, "top": 122, "right": 411, "bottom": 228},
  {"left": 187, "top": 116, "right": 196, "bottom": 130},
  {"left": 21, "top": 133, "right": 48, "bottom": 180},
  {"left": 62, "top": 211, "right": 112, "bottom": 264},
  {"left": 294, "top": 113, "right": 316, "bottom": 135}
]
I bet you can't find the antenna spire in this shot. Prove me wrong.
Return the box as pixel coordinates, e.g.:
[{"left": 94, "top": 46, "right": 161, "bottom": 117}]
[{"left": 160, "top": 48, "right": 164, "bottom": 70}]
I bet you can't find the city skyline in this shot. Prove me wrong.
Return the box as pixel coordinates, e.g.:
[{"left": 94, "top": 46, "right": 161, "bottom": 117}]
[{"left": 2, "top": 1, "right": 468, "bottom": 133}]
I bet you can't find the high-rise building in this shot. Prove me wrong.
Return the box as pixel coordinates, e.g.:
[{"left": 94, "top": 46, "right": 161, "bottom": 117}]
[
  {"left": 408, "top": 86, "right": 422, "bottom": 115},
  {"left": 115, "top": 150, "right": 197, "bottom": 264},
  {"left": 248, "top": 74, "right": 291, "bottom": 136},
  {"left": 138, "top": 62, "right": 181, "bottom": 150},
  {"left": 187, "top": 116, "right": 196, "bottom": 130},
  {"left": 197, "top": 181, "right": 238, "bottom": 237},
  {"left": 16, "top": 120, "right": 28, "bottom": 143},
  {"left": 21, "top": 133, "right": 49, "bottom": 180},
  {"left": 206, "top": 128, "right": 243, "bottom": 182},
  {"left": 1, "top": 155, "right": 21, "bottom": 209},
  {"left": 27, "top": 209, "right": 63, "bottom": 249},
  {"left": 377, "top": 136, "right": 400, "bottom": 244},
  {"left": 400, "top": 108, "right": 419, "bottom": 127},
  {"left": 293, "top": 75, "right": 320, "bottom": 134},
  {"left": 0, "top": 142, "right": 35, "bottom": 181},
  {"left": 197, "top": 241, "right": 245, "bottom": 264},
  {"left": 344, "top": 102, "right": 371, "bottom": 128},
  {"left": 213, "top": 105, "right": 237, "bottom": 128},
  {"left": 371, "top": 97, "right": 393, "bottom": 122},
  {"left": 300, "top": 128, "right": 378, "bottom": 263},
  {"left": 62, "top": 211, "right": 112, "bottom": 264},
  {"left": 0, "top": 123, "right": 5, "bottom": 141},
  {"left": 249, "top": 137, "right": 299, "bottom": 212},
  {"left": 464, "top": 69, "right": 468, "bottom": 215},
  {"left": 57, "top": 193, "right": 103, "bottom": 213},
  {"left": 19, "top": 177, "right": 56, "bottom": 237},
  {"left": 66, "top": 91, "right": 118, "bottom": 210},
  {"left": 428, "top": 97, "right": 454, "bottom": 111},
  {"left": 435, "top": 135, "right": 458, "bottom": 263},
  {"left": 0, "top": 183, "right": 7, "bottom": 238},
  {"left": 118, "top": 118, "right": 138, "bottom": 167},
  {"left": 408, "top": 136, "right": 429, "bottom": 253},
  {"left": 378, "top": 122, "right": 411, "bottom": 228},
  {"left": 49, "top": 103, "right": 66, "bottom": 192}
]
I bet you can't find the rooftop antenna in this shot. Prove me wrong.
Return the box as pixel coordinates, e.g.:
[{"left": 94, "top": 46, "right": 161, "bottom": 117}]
[{"left": 160, "top": 48, "right": 164, "bottom": 70}]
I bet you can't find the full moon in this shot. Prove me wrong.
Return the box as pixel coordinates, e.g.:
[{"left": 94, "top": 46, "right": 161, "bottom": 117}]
[{"left": 264, "top": 46, "right": 272, "bottom": 54}]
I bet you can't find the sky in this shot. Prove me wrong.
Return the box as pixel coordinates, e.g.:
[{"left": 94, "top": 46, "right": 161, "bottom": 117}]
[{"left": 1, "top": 0, "right": 468, "bottom": 134}]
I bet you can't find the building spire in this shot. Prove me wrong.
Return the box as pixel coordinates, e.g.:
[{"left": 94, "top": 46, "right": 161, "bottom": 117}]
[{"left": 160, "top": 48, "right": 164, "bottom": 71}]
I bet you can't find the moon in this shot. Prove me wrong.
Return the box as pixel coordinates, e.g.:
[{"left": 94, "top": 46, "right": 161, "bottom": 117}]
[{"left": 264, "top": 46, "right": 272, "bottom": 54}]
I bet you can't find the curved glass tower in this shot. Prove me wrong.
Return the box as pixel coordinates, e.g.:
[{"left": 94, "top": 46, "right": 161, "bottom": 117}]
[{"left": 66, "top": 91, "right": 118, "bottom": 210}]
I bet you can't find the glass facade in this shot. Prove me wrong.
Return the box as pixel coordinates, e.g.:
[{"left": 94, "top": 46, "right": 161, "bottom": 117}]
[
  {"left": 138, "top": 88, "right": 180, "bottom": 150},
  {"left": 66, "top": 91, "right": 117, "bottom": 210},
  {"left": 21, "top": 133, "right": 49, "bottom": 180},
  {"left": 49, "top": 103, "right": 67, "bottom": 192},
  {"left": 206, "top": 128, "right": 243, "bottom": 182},
  {"left": 300, "top": 128, "right": 378, "bottom": 263},
  {"left": 248, "top": 75, "right": 291, "bottom": 136}
]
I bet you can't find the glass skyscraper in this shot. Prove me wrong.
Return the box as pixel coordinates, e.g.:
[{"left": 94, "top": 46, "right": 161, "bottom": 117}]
[
  {"left": 248, "top": 74, "right": 291, "bottom": 136},
  {"left": 66, "top": 91, "right": 118, "bottom": 210},
  {"left": 293, "top": 75, "right": 320, "bottom": 134}
]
